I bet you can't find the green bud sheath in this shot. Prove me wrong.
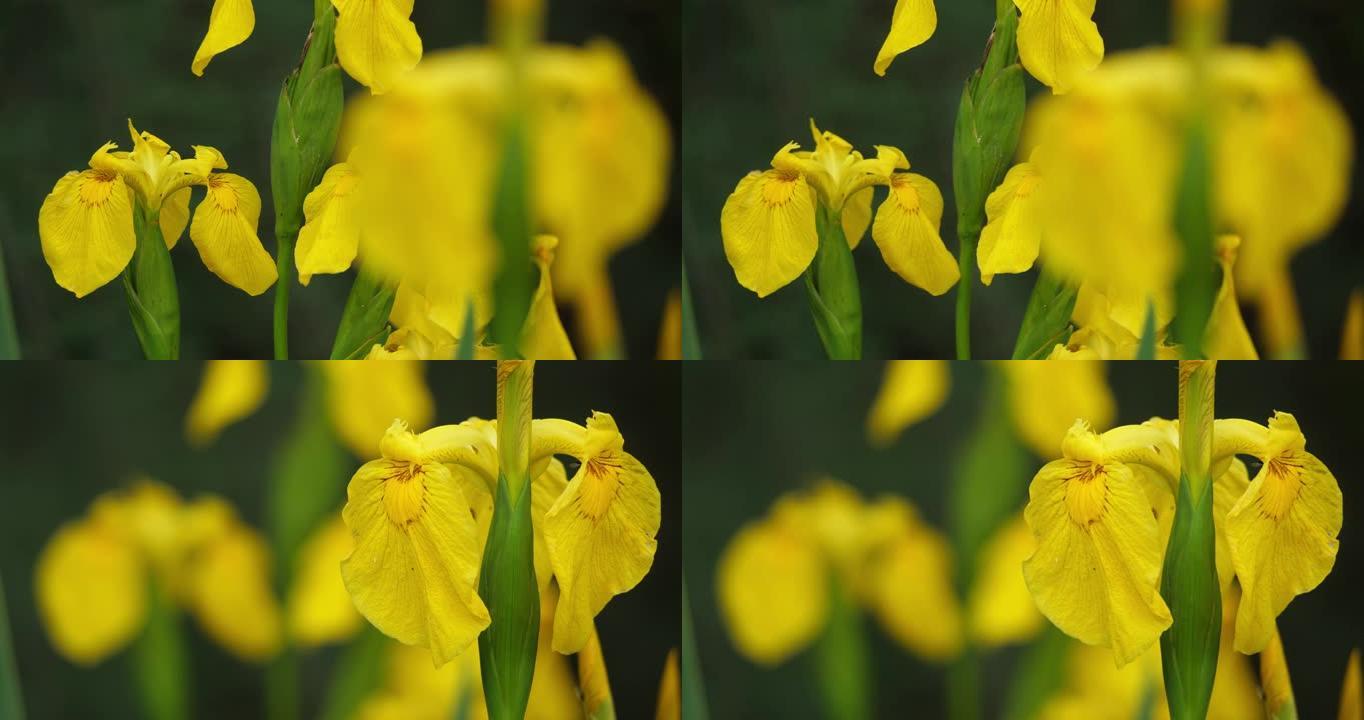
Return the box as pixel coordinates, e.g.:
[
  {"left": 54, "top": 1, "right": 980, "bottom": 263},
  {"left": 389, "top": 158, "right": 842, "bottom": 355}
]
[
  {"left": 329, "top": 267, "right": 397, "bottom": 359},
  {"left": 804, "top": 205, "right": 862, "bottom": 360},
  {"left": 123, "top": 203, "right": 180, "bottom": 360},
  {"left": 1161, "top": 361, "right": 1220, "bottom": 720},
  {"left": 1011, "top": 270, "right": 1078, "bottom": 359}
]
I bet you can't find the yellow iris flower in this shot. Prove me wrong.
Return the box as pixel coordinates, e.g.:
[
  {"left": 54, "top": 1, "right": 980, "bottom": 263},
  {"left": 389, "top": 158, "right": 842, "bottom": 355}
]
[
  {"left": 193, "top": 0, "right": 422, "bottom": 94},
  {"left": 721, "top": 120, "right": 956, "bottom": 298},
  {"left": 875, "top": 0, "right": 1104, "bottom": 94},
  {"left": 716, "top": 480, "right": 962, "bottom": 665},
  {"left": 36, "top": 479, "right": 282, "bottom": 665},
  {"left": 865, "top": 360, "right": 951, "bottom": 447},
  {"left": 286, "top": 512, "right": 363, "bottom": 647},
  {"left": 340, "top": 411, "right": 660, "bottom": 664},
  {"left": 38, "top": 120, "right": 275, "bottom": 298},
  {"left": 968, "top": 513, "right": 1043, "bottom": 646}
]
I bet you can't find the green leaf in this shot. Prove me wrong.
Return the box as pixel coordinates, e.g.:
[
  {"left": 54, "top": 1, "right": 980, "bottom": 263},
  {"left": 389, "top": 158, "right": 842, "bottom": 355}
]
[
  {"left": 456, "top": 302, "right": 478, "bottom": 360},
  {"left": 1011, "top": 271, "right": 1077, "bottom": 359},
  {"left": 479, "top": 475, "right": 540, "bottom": 720},
  {"left": 1137, "top": 302, "right": 1157, "bottom": 360},
  {"left": 329, "top": 268, "right": 397, "bottom": 359},
  {"left": 681, "top": 578, "right": 710, "bottom": 720},
  {"left": 0, "top": 572, "right": 26, "bottom": 720}
]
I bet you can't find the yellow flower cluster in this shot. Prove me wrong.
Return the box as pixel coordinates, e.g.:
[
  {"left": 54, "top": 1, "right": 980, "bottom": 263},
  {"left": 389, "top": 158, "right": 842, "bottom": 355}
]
[
  {"left": 340, "top": 412, "right": 661, "bottom": 665},
  {"left": 1023, "top": 412, "right": 1342, "bottom": 666},
  {"left": 720, "top": 121, "right": 956, "bottom": 299}
]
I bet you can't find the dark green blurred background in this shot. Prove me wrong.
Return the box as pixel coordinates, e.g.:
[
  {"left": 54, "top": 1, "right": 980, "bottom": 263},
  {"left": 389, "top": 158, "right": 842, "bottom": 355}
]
[
  {"left": 683, "top": 361, "right": 1364, "bottom": 717},
  {"left": 0, "top": 0, "right": 680, "bottom": 359},
  {"left": 0, "top": 361, "right": 680, "bottom": 718},
  {"left": 682, "top": 0, "right": 1364, "bottom": 359}
]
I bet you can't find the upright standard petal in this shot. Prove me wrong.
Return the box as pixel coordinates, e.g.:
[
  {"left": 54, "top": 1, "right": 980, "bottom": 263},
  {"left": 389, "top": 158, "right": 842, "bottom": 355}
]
[
  {"left": 333, "top": 0, "right": 423, "bottom": 94},
  {"left": 866, "top": 360, "right": 950, "bottom": 446},
  {"left": 1022, "top": 449, "right": 1172, "bottom": 666},
  {"left": 192, "top": 0, "right": 256, "bottom": 76},
  {"left": 297, "top": 162, "right": 361, "bottom": 286},
  {"left": 1226, "top": 412, "right": 1342, "bottom": 654},
  {"left": 161, "top": 187, "right": 192, "bottom": 249},
  {"left": 341, "top": 434, "right": 491, "bottom": 666},
  {"left": 716, "top": 514, "right": 827, "bottom": 665},
  {"left": 38, "top": 170, "right": 136, "bottom": 298},
  {"left": 1015, "top": 0, "right": 1104, "bottom": 94},
  {"left": 186, "top": 524, "right": 283, "bottom": 661},
  {"left": 35, "top": 516, "right": 146, "bottom": 665},
  {"left": 874, "top": 0, "right": 938, "bottom": 76},
  {"left": 288, "top": 513, "right": 362, "bottom": 647},
  {"left": 978, "top": 160, "right": 1042, "bottom": 285},
  {"left": 720, "top": 169, "right": 819, "bottom": 298},
  {"left": 184, "top": 360, "right": 269, "bottom": 447},
  {"left": 871, "top": 173, "right": 959, "bottom": 296},
  {"left": 842, "top": 187, "right": 874, "bottom": 249},
  {"left": 544, "top": 412, "right": 661, "bottom": 654},
  {"left": 189, "top": 173, "right": 278, "bottom": 295}
]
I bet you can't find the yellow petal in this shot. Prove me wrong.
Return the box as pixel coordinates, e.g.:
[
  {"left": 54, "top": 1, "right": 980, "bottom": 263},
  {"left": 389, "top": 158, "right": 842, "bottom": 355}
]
[
  {"left": 1023, "top": 453, "right": 1172, "bottom": 666},
  {"left": 842, "top": 186, "right": 873, "bottom": 249},
  {"left": 1015, "top": 0, "right": 1104, "bottom": 94},
  {"left": 874, "top": 0, "right": 937, "bottom": 76},
  {"left": 720, "top": 169, "right": 819, "bottom": 298},
  {"left": 186, "top": 524, "right": 283, "bottom": 661},
  {"left": 1260, "top": 628, "right": 1296, "bottom": 718},
  {"left": 1341, "top": 649, "right": 1362, "bottom": 720},
  {"left": 35, "top": 516, "right": 146, "bottom": 665},
  {"left": 865, "top": 499, "right": 963, "bottom": 661},
  {"left": 1203, "top": 236, "right": 1259, "bottom": 360},
  {"left": 866, "top": 360, "right": 950, "bottom": 446},
  {"left": 184, "top": 360, "right": 269, "bottom": 447},
  {"left": 1003, "top": 361, "right": 1115, "bottom": 459},
  {"left": 38, "top": 170, "right": 136, "bottom": 298},
  {"left": 341, "top": 439, "right": 491, "bottom": 666},
  {"left": 715, "top": 514, "right": 827, "bottom": 665},
  {"left": 531, "top": 459, "right": 569, "bottom": 593},
  {"left": 969, "top": 513, "right": 1043, "bottom": 647},
  {"left": 521, "top": 236, "right": 577, "bottom": 359},
  {"left": 978, "top": 161, "right": 1042, "bottom": 285},
  {"left": 1211, "top": 458, "right": 1249, "bottom": 591},
  {"left": 1256, "top": 266, "right": 1306, "bottom": 359},
  {"left": 577, "top": 627, "right": 613, "bottom": 717},
  {"left": 1340, "top": 289, "right": 1364, "bottom": 360},
  {"left": 1226, "top": 412, "right": 1342, "bottom": 653},
  {"left": 91, "top": 479, "right": 187, "bottom": 576},
  {"left": 871, "top": 173, "right": 959, "bottom": 296},
  {"left": 656, "top": 649, "right": 680, "bottom": 720},
  {"left": 544, "top": 412, "right": 661, "bottom": 653},
  {"left": 296, "top": 162, "right": 361, "bottom": 286},
  {"left": 657, "top": 289, "right": 682, "bottom": 360},
  {"left": 333, "top": 0, "right": 423, "bottom": 94},
  {"left": 189, "top": 173, "right": 278, "bottom": 295},
  {"left": 323, "top": 361, "right": 435, "bottom": 459},
  {"left": 288, "top": 513, "right": 362, "bottom": 647},
  {"left": 191, "top": 0, "right": 255, "bottom": 76},
  {"left": 161, "top": 187, "right": 191, "bottom": 249}
]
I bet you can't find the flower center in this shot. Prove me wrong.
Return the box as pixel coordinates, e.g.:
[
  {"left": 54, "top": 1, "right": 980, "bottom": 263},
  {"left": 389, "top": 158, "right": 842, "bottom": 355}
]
[
  {"left": 1065, "top": 464, "right": 1108, "bottom": 526},
  {"left": 1259, "top": 456, "right": 1304, "bottom": 520},
  {"left": 79, "top": 172, "right": 117, "bottom": 206},
  {"left": 761, "top": 172, "right": 801, "bottom": 206},
  {"left": 579, "top": 455, "right": 623, "bottom": 522},
  {"left": 383, "top": 463, "right": 427, "bottom": 525}
]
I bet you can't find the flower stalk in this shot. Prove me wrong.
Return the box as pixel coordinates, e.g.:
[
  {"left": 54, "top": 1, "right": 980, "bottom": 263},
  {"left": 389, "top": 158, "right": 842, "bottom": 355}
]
[
  {"left": 1160, "top": 360, "right": 1221, "bottom": 720},
  {"left": 480, "top": 360, "right": 540, "bottom": 719},
  {"left": 123, "top": 203, "right": 180, "bottom": 359},
  {"left": 804, "top": 204, "right": 862, "bottom": 359},
  {"left": 815, "top": 578, "right": 870, "bottom": 720},
  {"left": 0, "top": 572, "right": 25, "bottom": 720},
  {"left": 133, "top": 581, "right": 189, "bottom": 720}
]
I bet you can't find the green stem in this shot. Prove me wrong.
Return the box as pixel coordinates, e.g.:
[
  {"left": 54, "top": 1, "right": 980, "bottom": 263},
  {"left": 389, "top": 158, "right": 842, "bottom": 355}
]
[
  {"left": 265, "top": 650, "right": 299, "bottom": 720},
  {"left": 814, "top": 579, "right": 869, "bottom": 720},
  {"left": 948, "top": 648, "right": 980, "bottom": 720},
  {"left": 274, "top": 231, "right": 293, "bottom": 359},
  {"left": 0, "top": 572, "right": 26, "bottom": 720},
  {"left": 133, "top": 583, "right": 188, "bottom": 720},
  {"left": 955, "top": 231, "right": 975, "bottom": 359},
  {"left": 680, "top": 577, "right": 710, "bottom": 720}
]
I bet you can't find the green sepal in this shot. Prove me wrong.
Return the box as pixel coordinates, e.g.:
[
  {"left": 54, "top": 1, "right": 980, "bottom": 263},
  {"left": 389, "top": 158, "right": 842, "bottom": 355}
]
[
  {"left": 1159, "top": 473, "right": 1221, "bottom": 720},
  {"left": 123, "top": 203, "right": 180, "bottom": 360},
  {"left": 478, "top": 473, "right": 540, "bottom": 720},
  {"left": 1011, "top": 270, "right": 1077, "bottom": 359},
  {"left": 804, "top": 204, "right": 862, "bottom": 359},
  {"left": 330, "top": 268, "right": 397, "bottom": 359}
]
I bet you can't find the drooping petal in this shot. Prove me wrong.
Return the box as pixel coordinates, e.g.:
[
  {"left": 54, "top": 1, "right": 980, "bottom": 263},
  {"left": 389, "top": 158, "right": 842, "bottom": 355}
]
[
  {"left": 865, "top": 499, "right": 963, "bottom": 661},
  {"left": 1004, "top": 360, "right": 1115, "bottom": 459},
  {"left": 969, "top": 513, "right": 1043, "bottom": 647},
  {"left": 1015, "top": 0, "right": 1104, "bottom": 94},
  {"left": 874, "top": 0, "right": 938, "bottom": 77},
  {"left": 341, "top": 452, "right": 491, "bottom": 666},
  {"left": 720, "top": 169, "right": 819, "bottom": 298},
  {"left": 296, "top": 162, "right": 361, "bottom": 286},
  {"left": 871, "top": 173, "right": 959, "bottom": 296},
  {"left": 544, "top": 412, "right": 661, "bottom": 654},
  {"left": 288, "top": 513, "right": 362, "bottom": 647},
  {"left": 333, "top": 0, "right": 423, "bottom": 94},
  {"left": 323, "top": 361, "right": 435, "bottom": 459},
  {"left": 842, "top": 186, "right": 873, "bottom": 249},
  {"left": 184, "top": 360, "right": 269, "bottom": 447},
  {"left": 161, "top": 187, "right": 192, "bottom": 249},
  {"left": 185, "top": 524, "right": 283, "bottom": 661},
  {"left": 35, "top": 516, "right": 146, "bottom": 665},
  {"left": 1022, "top": 457, "right": 1172, "bottom": 666},
  {"left": 866, "top": 360, "right": 950, "bottom": 446},
  {"left": 716, "top": 514, "right": 827, "bottom": 665},
  {"left": 1226, "top": 412, "right": 1342, "bottom": 654},
  {"left": 189, "top": 173, "right": 277, "bottom": 295},
  {"left": 978, "top": 160, "right": 1042, "bottom": 285},
  {"left": 192, "top": 0, "right": 255, "bottom": 76},
  {"left": 38, "top": 170, "right": 136, "bottom": 298}
]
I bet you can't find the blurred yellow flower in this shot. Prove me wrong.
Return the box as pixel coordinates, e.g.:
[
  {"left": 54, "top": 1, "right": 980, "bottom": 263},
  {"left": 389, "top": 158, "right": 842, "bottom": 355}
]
[
  {"left": 322, "top": 361, "right": 435, "bottom": 458},
  {"left": 1015, "top": 0, "right": 1104, "bottom": 94},
  {"left": 287, "top": 512, "right": 361, "bottom": 647},
  {"left": 1003, "top": 360, "right": 1115, "bottom": 459},
  {"left": 968, "top": 512, "right": 1042, "bottom": 646},
  {"left": 1342, "top": 649, "right": 1362, "bottom": 720},
  {"left": 185, "top": 360, "right": 270, "bottom": 446},
  {"left": 656, "top": 649, "right": 680, "bottom": 720},
  {"left": 865, "top": 360, "right": 950, "bottom": 446},
  {"left": 39, "top": 121, "right": 274, "bottom": 297},
  {"left": 184, "top": 520, "right": 283, "bottom": 660}
]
